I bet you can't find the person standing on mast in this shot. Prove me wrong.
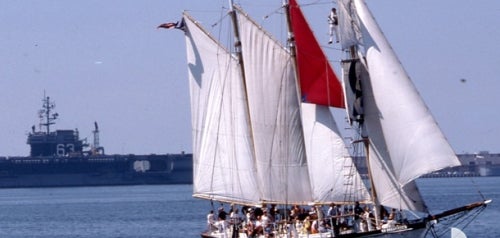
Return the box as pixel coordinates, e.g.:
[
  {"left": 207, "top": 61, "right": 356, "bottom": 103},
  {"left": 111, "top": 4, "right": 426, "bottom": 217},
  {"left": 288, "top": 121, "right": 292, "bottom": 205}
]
[{"left": 328, "top": 8, "right": 339, "bottom": 44}]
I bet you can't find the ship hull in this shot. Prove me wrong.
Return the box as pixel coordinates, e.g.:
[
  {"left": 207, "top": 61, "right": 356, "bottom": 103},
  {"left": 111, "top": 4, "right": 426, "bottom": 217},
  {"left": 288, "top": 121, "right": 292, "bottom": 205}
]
[
  {"left": 201, "top": 222, "right": 428, "bottom": 238},
  {"left": 0, "top": 153, "right": 192, "bottom": 188},
  {"left": 201, "top": 229, "right": 427, "bottom": 238}
]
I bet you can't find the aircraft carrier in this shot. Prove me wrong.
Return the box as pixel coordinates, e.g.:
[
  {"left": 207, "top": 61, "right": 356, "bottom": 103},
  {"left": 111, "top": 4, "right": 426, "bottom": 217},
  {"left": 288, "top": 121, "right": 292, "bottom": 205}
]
[{"left": 0, "top": 96, "right": 192, "bottom": 188}]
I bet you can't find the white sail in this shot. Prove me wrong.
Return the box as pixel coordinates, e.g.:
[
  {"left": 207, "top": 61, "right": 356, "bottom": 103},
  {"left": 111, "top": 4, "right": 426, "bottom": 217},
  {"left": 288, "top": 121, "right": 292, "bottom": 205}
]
[
  {"left": 301, "top": 103, "right": 370, "bottom": 203},
  {"left": 177, "top": 2, "right": 489, "bottom": 237},
  {"left": 286, "top": 0, "right": 370, "bottom": 204},
  {"left": 339, "top": 0, "right": 461, "bottom": 211},
  {"left": 342, "top": 59, "right": 428, "bottom": 211},
  {"left": 338, "top": 0, "right": 360, "bottom": 49},
  {"left": 184, "top": 13, "right": 260, "bottom": 204},
  {"left": 451, "top": 227, "right": 468, "bottom": 238},
  {"left": 236, "top": 8, "right": 313, "bottom": 204},
  {"left": 367, "top": 146, "right": 428, "bottom": 211}
]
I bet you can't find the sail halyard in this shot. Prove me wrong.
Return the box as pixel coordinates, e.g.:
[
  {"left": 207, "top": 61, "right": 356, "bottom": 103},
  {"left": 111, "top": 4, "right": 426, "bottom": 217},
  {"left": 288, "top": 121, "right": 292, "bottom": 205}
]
[{"left": 183, "top": 12, "right": 261, "bottom": 205}]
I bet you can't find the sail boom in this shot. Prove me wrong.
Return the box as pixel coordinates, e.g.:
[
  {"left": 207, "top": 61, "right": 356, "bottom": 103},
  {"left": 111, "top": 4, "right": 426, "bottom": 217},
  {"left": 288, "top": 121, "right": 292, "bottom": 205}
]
[{"left": 193, "top": 194, "right": 261, "bottom": 207}]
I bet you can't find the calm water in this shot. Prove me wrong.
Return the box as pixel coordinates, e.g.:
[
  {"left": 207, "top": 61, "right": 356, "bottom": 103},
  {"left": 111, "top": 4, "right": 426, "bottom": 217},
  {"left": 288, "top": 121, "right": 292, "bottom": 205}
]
[{"left": 0, "top": 177, "right": 497, "bottom": 237}]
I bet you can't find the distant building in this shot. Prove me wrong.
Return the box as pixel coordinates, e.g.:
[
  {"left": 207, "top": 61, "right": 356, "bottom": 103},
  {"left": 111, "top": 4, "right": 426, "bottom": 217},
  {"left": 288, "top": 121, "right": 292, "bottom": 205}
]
[
  {"left": 456, "top": 151, "right": 500, "bottom": 177},
  {"left": 351, "top": 151, "right": 500, "bottom": 178}
]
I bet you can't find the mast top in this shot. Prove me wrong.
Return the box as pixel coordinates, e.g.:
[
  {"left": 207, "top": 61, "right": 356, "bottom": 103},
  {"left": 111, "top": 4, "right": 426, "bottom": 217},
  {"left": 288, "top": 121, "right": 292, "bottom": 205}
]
[{"left": 38, "top": 96, "right": 58, "bottom": 134}]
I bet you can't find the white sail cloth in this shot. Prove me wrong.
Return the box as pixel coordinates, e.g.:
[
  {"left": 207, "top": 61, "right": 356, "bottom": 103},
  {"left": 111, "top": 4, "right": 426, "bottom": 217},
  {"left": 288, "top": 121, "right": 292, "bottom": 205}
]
[
  {"left": 185, "top": 4, "right": 370, "bottom": 206},
  {"left": 184, "top": 13, "right": 260, "bottom": 204},
  {"left": 339, "top": 0, "right": 461, "bottom": 212},
  {"left": 238, "top": 7, "right": 370, "bottom": 204},
  {"left": 237, "top": 9, "right": 313, "bottom": 204},
  {"left": 301, "top": 103, "right": 370, "bottom": 203}
]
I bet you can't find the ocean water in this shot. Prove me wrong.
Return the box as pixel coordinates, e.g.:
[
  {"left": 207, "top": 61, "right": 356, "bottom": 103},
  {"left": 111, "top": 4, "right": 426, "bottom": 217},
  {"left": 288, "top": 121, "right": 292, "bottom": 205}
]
[{"left": 0, "top": 177, "right": 497, "bottom": 238}]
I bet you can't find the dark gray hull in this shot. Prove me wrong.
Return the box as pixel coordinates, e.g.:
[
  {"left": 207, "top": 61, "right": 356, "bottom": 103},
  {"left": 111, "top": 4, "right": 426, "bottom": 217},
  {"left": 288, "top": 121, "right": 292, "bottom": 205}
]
[{"left": 0, "top": 153, "right": 192, "bottom": 188}]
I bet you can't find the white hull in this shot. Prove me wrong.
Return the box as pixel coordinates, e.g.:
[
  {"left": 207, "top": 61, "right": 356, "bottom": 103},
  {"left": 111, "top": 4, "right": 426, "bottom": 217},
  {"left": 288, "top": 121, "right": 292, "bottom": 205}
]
[{"left": 202, "top": 224, "right": 428, "bottom": 238}]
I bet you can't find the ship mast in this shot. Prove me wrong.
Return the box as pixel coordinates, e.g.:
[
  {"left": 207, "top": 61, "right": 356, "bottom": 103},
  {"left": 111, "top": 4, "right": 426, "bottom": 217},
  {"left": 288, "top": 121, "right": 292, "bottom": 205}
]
[
  {"left": 93, "top": 121, "right": 100, "bottom": 151},
  {"left": 227, "top": 0, "right": 259, "bottom": 204},
  {"left": 39, "top": 96, "right": 58, "bottom": 134},
  {"left": 228, "top": 0, "right": 245, "bottom": 79},
  {"left": 283, "top": 0, "right": 302, "bottom": 103}
]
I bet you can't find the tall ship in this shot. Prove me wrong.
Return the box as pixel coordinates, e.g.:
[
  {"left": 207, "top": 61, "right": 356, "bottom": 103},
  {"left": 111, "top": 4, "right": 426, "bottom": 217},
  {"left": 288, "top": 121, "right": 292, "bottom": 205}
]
[
  {"left": 170, "top": 0, "right": 491, "bottom": 237},
  {"left": 0, "top": 95, "right": 192, "bottom": 188}
]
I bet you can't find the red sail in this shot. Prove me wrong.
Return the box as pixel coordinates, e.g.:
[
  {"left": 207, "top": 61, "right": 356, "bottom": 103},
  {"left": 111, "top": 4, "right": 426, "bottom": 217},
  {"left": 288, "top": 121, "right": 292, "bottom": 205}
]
[{"left": 289, "top": 0, "right": 345, "bottom": 108}]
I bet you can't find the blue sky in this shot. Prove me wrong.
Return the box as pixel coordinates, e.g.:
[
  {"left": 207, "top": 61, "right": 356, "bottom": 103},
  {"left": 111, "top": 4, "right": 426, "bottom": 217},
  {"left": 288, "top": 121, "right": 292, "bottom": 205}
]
[{"left": 0, "top": 0, "right": 498, "bottom": 156}]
